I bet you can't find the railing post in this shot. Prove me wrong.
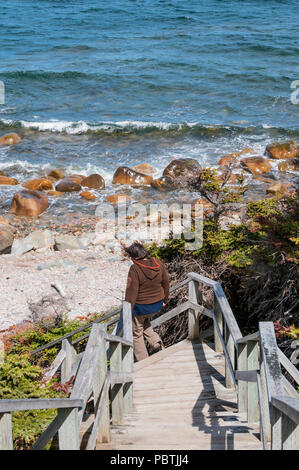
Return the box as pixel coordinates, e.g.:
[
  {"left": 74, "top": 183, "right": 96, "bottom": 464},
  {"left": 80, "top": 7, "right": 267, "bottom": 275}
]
[
  {"left": 281, "top": 414, "right": 299, "bottom": 450},
  {"left": 225, "top": 323, "right": 235, "bottom": 388},
  {"left": 122, "top": 302, "right": 134, "bottom": 415},
  {"left": 58, "top": 408, "right": 80, "bottom": 450},
  {"left": 213, "top": 293, "right": 223, "bottom": 352},
  {"left": 237, "top": 342, "right": 247, "bottom": 413},
  {"left": 61, "top": 338, "right": 77, "bottom": 383},
  {"left": 93, "top": 325, "right": 110, "bottom": 444},
  {"left": 260, "top": 354, "right": 271, "bottom": 443},
  {"left": 188, "top": 279, "right": 201, "bottom": 340},
  {"left": 110, "top": 342, "right": 124, "bottom": 425},
  {"left": 247, "top": 340, "right": 260, "bottom": 423},
  {"left": 271, "top": 405, "right": 282, "bottom": 450},
  {"left": 0, "top": 413, "right": 13, "bottom": 450}
]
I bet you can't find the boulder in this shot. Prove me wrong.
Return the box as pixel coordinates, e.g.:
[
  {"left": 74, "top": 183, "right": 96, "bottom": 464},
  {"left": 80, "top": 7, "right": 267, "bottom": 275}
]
[
  {"left": 0, "top": 133, "right": 21, "bottom": 146},
  {"left": 0, "top": 220, "right": 14, "bottom": 253},
  {"left": 11, "top": 190, "right": 49, "bottom": 217},
  {"left": 22, "top": 178, "right": 53, "bottom": 191},
  {"left": 132, "top": 163, "right": 157, "bottom": 175},
  {"left": 11, "top": 230, "right": 54, "bottom": 256},
  {"left": 81, "top": 174, "right": 105, "bottom": 189},
  {"left": 112, "top": 166, "right": 153, "bottom": 186},
  {"left": 68, "top": 174, "right": 85, "bottom": 183},
  {"left": 48, "top": 169, "right": 65, "bottom": 180},
  {"left": 0, "top": 171, "right": 5, "bottom": 176},
  {"left": 55, "top": 179, "right": 82, "bottom": 192},
  {"left": 240, "top": 157, "right": 272, "bottom": 175},
  {"left": 265, "top": 141, "right": 299, "bottom": 160},
  {"left": 0, "top": 176, "right": 18, "bottom": 185},
  {"left": 106, "top": 194, "right": 132, "bottom": 204},
  {"left": 278, "top": 159, "right": 299, "bottom": 172},
  {"left": 55, "top": 234, "right": 90, "bottom": 251},
  {"left": 266, "top": 182, "right": 289, "bottom": 195},
  {"left": 162, "top": 158, "right": 201, "bottom": 187},
  {"left": 151, "top": 176, "right": 177, "bottom": 191},
  {"left": 80, "top": 191, "right": 97, "bottom": 200},
  {"left": 48, "top": 190, "right": 64, "bottom": 197},
  {"left": 218, "top": 152, "right": 240, "bottom": 166}
]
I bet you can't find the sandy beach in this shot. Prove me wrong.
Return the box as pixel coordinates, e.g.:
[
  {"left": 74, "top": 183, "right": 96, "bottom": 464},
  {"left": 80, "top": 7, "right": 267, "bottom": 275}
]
[{"left": 0, "top": 245, "right": 131, "bottom": 331}]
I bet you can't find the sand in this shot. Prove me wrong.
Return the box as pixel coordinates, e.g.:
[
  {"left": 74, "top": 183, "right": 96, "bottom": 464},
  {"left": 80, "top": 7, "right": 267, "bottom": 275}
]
[{"left": 0, "top": 246, "right": 131, "bottom": 331}]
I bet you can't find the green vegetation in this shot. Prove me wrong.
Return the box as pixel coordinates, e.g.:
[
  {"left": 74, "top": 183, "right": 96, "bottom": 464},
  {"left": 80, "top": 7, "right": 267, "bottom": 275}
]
[{"left": 0, "top": 312, "right": 105, "bottom": 449}]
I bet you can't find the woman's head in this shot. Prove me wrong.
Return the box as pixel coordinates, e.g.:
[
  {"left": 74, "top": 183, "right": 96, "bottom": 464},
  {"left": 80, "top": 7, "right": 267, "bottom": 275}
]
[{"left": 123, "top": 241, "right": 150, "bottom": 260}]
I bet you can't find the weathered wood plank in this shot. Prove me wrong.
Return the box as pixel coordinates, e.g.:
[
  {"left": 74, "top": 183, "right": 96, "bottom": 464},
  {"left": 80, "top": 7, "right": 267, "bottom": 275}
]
[
  {"left": 278, "top": 348, "right": 299, "bottom": 386},
  {"left": 237, "top": 331, "right": 260, "bottom": 344},
  {"left": 0, "top": 398, "right": 83, "bottom": 413},
  {"left": 211, "top": 310, "right": 237, "bottom": 388},
  {"left": 247, "top": 340, "right": 259, "bottom": 423},
  {"left": 43, "top": 349, "right": 66, "bottom": 384},
  {"left": 58, "top": 408, "right": 80, "bottom": 450},
  {"left": 214, "top": 293, "right": 223, "bottom": 353},
  {"left": 187, "top": 272, "right": 218, "bottom": 287},
  {"left": 225, "top": 323, "right": 235, "bottom": 388},
  {"left": 271, "top": 396, "right": 299, "bottom": 425},
  {"left": 259, "top": 322, "right": 284, "bottom": 403},
  {"left": 0, "top": 413, "right": 13, "bottom": 450},
  {"left": 32, "top": 407, "right": 73, "bottom": 450},
  {"left": 61, "top": 338, "right": 77, "bottom": 383},
  {"left": 70, "top": 324, "right": 106, "bottom": 424},
  {"left": 110, "top": 341, "right": 124, "bottom": 425},
  {"left": 151, "top": 302, "right": 190, "bottom": 328},
  {"left": 87, "top": 377, "right": 111, "bottom": 449},
  {"left": 237, "top": 343, "right": 247, "bottom": 413},
  {"left": 214, "top": 282, "right": 242, "bottom": 346},
  {"left": 188, "top": 279, "right": 201, "bottom": 340}
]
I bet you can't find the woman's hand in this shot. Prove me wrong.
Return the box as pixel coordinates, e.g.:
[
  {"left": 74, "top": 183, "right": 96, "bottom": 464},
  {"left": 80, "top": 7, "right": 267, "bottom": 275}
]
[{"left": 163, "top": 302, "right": 167, "bottom": 307}]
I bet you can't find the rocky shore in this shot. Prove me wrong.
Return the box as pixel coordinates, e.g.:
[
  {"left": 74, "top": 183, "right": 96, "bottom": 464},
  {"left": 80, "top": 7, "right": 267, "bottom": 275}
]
[{"left": 0, "top": 132, "right": 298, "bottom": 331}]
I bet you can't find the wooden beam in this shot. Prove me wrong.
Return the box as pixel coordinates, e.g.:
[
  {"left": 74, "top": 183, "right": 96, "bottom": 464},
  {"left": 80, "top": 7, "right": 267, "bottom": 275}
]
[
  {"left": 110, "top": 342, "right": 124, "bottom": 426},
  {"left": 43, "top": 349, "right": 66, "bottom": 384},
  {"left": 0, "top": 413, "right": 13, "bottom": 450},
  {"left": 237, "top": 343, "right": 247, "bottom": 413},
  {"left": 0, "top": 398, "right": 83, "bottom": 413},
  {"left": 214, "top": 293, "right": 223, "bottom": 353},
  {"left": 247, "top": 340, "right": 260, "bottom": 423}
]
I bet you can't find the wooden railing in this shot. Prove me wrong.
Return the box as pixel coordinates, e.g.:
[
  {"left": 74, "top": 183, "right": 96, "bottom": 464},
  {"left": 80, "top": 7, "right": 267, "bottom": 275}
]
[
  {"left": 1, "top": 272, "right": 298, "bottom": 450},
  {"left": 0, "top": 302, "right": 133, "bottom": 450}
]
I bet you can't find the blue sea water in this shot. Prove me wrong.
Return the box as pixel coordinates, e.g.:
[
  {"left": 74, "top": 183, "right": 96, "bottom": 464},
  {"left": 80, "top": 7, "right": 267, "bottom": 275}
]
[{"left": 0, "top": 0, "right": 298, "bottom": 214}]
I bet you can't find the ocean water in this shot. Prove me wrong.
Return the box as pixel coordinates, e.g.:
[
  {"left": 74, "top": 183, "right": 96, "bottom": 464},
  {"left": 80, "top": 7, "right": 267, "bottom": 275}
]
[{"left": 0, "top": 0, "right": 298, "bottom": 216}]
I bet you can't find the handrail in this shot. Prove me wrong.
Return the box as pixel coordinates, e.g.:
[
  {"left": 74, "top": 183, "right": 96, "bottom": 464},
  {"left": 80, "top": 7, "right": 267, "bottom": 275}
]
[{"left": 1, "top": 270, "right": 298, "bottom": 451}]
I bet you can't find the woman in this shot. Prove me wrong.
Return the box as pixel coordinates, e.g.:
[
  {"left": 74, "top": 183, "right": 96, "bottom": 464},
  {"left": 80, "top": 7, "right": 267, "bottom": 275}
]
[{"left": 124, "top": 241, "right": 169, "bottom": 361}]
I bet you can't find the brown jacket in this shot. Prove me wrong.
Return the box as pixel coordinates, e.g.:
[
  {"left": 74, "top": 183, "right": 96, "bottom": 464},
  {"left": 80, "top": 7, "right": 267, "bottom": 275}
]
[{"left": 125, "top": 257, "right": 169, "bottom": 308}]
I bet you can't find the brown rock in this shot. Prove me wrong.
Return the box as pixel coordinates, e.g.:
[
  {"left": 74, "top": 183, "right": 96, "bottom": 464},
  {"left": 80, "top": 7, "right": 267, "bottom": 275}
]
[
  {"left": 112, "top": 166, "right": 153, "bottom": 186},
  {"left": 0, "top": 133, "right": 21, "bottom": 146},
  {"left": 48, "top": 190, "right": 64, "bottom": 197},
  {"left": 48, "top": 169, "right": 65, "bottom": 180},
  {"left": 151, "top": 176, "right": 177, "bottom": 191},
  {"left": 81, "top": 174, "right": 105, "bottom": 189},
  {"left": 265, "top": 141, "right": 299, "bottom": 160},
  {"left": 55, "top": 179, "right": 82, "bottom": 192},
  {"left": 106, "top": 194, "right": 132, "bottom": 204},
  {"left": 132, "top": 163, "right": 157, "bottom": 175},
  {"left": 162, "top": 158, "right": 201, "bottom": 187},
  {"left": 0, "top": 176, "right": 18, "bottom": 185},
  {"left": 240, "top": 157, "right": 272, "bottom": 175},
  {"left": 253, "top": 175, "right": 275, "bottom": 184},
  {"left": 278, "top": 159, "right": 299, "bottom": 172},
  {"left": 22, "top": 178, "right": 53, "bottom": 191},
  {"left": 80, "top": 191, "right": 97, "bottom": 200},
  {"left": 266, "top": 182, "right": 288, "bottom": 195},
  {"left": 11, "top": 190, "right": 49, "bottom": 217},
  {"left": 218, "top": 152, "right": 240, "bottom": 166},
  {"left": 0, "top": 221, "right": 14, "bottom": 253},
  {"left": 0, "top": 171, "right": 5, "bottom": 176}
]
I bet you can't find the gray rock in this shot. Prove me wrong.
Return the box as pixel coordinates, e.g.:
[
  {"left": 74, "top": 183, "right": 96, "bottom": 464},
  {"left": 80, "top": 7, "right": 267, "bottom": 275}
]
[
  {"left": 55, "top": 234, "right": 91, "bottom": 251},
  {"left": 0, "top": 223, "right": 14, "bottom": 254},
  {"left": 11, "top": 230, "right": 54, "bottom": 256},
  {"left": 37, "top": 259, "right": 74, "bottom": 270}
]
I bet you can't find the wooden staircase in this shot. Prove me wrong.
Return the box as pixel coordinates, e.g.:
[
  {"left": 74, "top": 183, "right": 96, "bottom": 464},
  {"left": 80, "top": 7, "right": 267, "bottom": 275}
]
[
  {"left": 1, "top": 272, "right": 298, "bottom": 450},
  {"left": 95, "top": 339, "right": 263, "bottom": 450}
]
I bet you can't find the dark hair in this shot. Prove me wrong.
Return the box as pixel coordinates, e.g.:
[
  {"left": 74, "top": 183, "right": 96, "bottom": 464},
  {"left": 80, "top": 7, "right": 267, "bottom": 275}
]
[{"left": 124, "top": 242, "right": 150, "bottom": 260}]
